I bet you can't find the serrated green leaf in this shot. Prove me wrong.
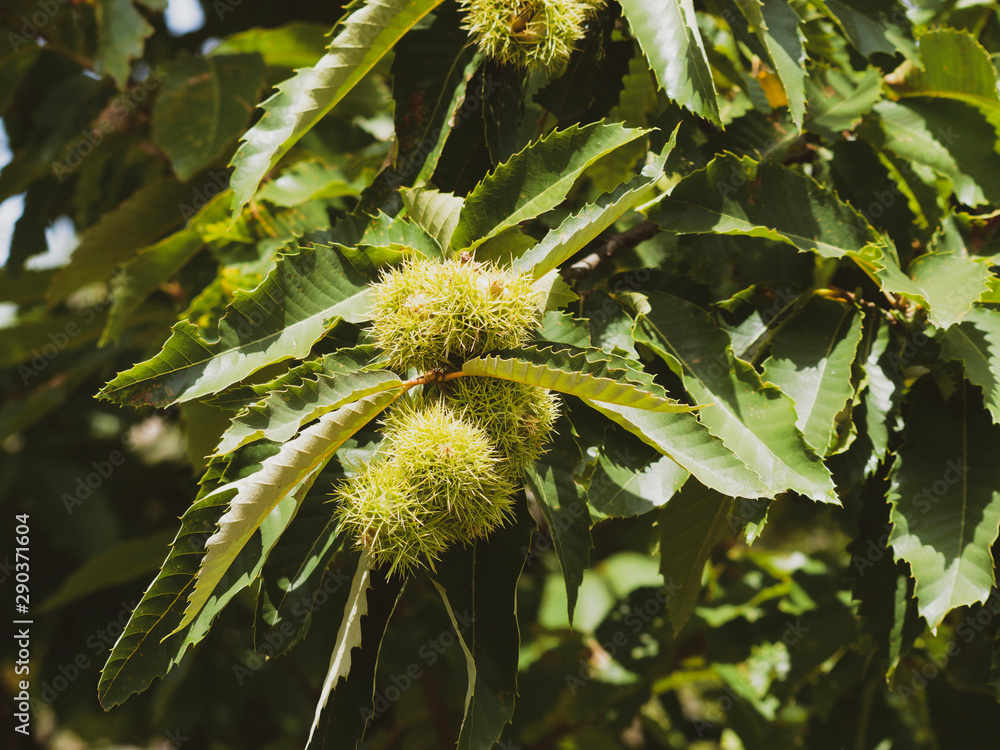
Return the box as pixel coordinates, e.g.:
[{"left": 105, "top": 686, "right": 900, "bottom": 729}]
[
  {"left": 859, "top": 315, "right": 895, "bottom": 469},
  {"left": 635, "top": 291, "right": 838, "bottom": 502},
  {"left": 473, "top": 226, "right": 538, "bottom": 267},
  {"left": 153, "top": 54, "right": 266, "bottom": 181},
  {"left": 589, "top": 448, "right": 689, "bottom": 519},
  {"left": 451, "top": 122, "right": 649, "bottom": 251},
  {"left": 46, "top": 178, "right": 194, "bottom": 304},
  {"left": 431, "top": 505, "right": 533, "bottom": 750},
  {"left": 95, "top": 0, "right": 153, "bottom": 88},
  {"left": 649, "top": 152, "right": 877, "bottom": 255},
  {"left": 822, "top": 0, "right": 916, "bottom": 61},
  {"left": 177, "top": 393, "right": 397, "bottom": 631},
  {"left": 400, "top": 186, "right": 464, "bottom": 252},
  {"left": 939, "top": 306, "right": 1000, "bottom": 425},
  {"left": 99, "top": 440, "right": 284, "bottom": 708},
  {"left": 534, "top": 311, "right": 592, "bottom": 348},
  {"left": 525, "top": 416, "right": 592, "bottom": 622},
  {"left": 660, "top": 479, "right": 733, "bottom": 634},
  {"left": 531, "top": 270, "right": 578, "bottom": 314},
  {"left": 99, "top": 245, "right": 374, "bottom": 407},
  {"left": 228, "top": 0, "right": 446, "bottom": 218},
  {"left": 889, "top": 381, "right": 1000, "bottom": 628},
  {"left": 908, "top": 217, "right": 992, "bottom": 329},
  {"left": 892, "top": 29, "right": 1000, "bottom": 111},
  {"left": 461, "top": 342, "right": 698, "bottom": 413},
  {"left": 761, "top": 296, "right": 864, "bottom": 456},
  {"left": 305, "top": 560, "right": 403, "bottom": 750},
  {"left": 356, "top": 212, "right": 442, "bottom": 258},
  {"left": 255, "top": 160, "right": 362, "bottom": 208},
  {"left": 618, "top": 0, "right": 721, "bottom": 125},
  {"left": 585, "top": 401, "right": 772, "bottom": 499},
  {"left": 755, "top": 0, "right": 808, "bottom": 128},
  {"left": 215, "top": 358, "right": 400, "bottom": 455},
  {"left": 511, "top": 126, "right": 677, "bottom": 278},
  {"left": 306, "top": 552, "right": 370, "bottom": 747},
  {"left": 873, "top": 99, "right": 1000, "bottom": 207},
  {"left": 647, "top": 152, "right": 926, "bottom": 304},
  {"left": 805, "top": 66, "right": 883, "bottom": 138},
  {"left": 253, "top": 452, "right": 366, "bottom": 655}
]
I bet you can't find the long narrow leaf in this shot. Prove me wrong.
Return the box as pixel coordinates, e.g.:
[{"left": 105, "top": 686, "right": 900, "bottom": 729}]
[
  {"left": 99, "top": 245, "right": 373, "bottom": 407},
  {"left": 462, "top": 343, "right": 698, "bottom": 412},
  {"left": 229, "top": 0, "right": 446, "bottom": 218},
  {"left": 451, "top": 122, "right": 649, "bottom": 251},
  {"left": 177, "top": 392, "right": 398, "bottom": 631}
]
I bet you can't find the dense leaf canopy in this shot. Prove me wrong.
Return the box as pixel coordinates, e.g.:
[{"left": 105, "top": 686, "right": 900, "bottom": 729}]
[{"left": 5, "top": 0, "right": 1000, "bottom": 748}]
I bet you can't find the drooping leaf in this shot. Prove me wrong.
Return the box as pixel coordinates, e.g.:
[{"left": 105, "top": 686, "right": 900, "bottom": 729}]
[
  {"left": 214, "top": 358, "right": 400, "bottom": 456},
  {"left": 99, "top": 440, "right": 284, "bottom": 708},
  {"left": 588, "top": 436, "right": 690, "bottom": 519},
  {"left": 858, "top": 315, "right": 896, "bottom": 470},
  {"left": 98, "top": 245, "right": 374, "bottom": 407},
  {"left": 634, "top": 291, "right": 839, "bottom": 502},
  {"left": 95, "top": 0, "right": 154, "bottom": 88},
  {"left": 617, "top": 0, "right": 721, "bottom": 125},
  {"left": 533, "top": 311, "right": 592, "bottom": 348},
  {"left": 307, "top": 552, "right": 369, "bottom": 745},
  {"left": 461, "top": 342, "right": 699, "bottom": 413},
  {"left": 659, "top": 479, "right": 733, "bottom": 634},
  {"left": 585, "top": 401, "right": 772, "bottom": 499},
  {"left": 354, "top": 212, "right": 442, "bottom": 259},
  {"left": 177, "top": 393, "right": 398, "bottom": 631},
  {"left": 450, "top": 122, "right": 649, "bottom": 251},
  {"left": 153, "top": 53, "right": 266, "bottom": 180},
  {"left": 46, "top": 178, "right": 194, "bottom": 304},
  {"left": 907, "top": 217, "right": 992, "bottom": 329},
  {"left": 888, "top": 380, "right": 1000, "bottom": 628},
  {"left": 431, "top": 505, "right": 534, "bottom": 750},
  {"left": 305, "top": 556, "right": 405, "bottom": 750},
  {"left": 253, "top": 454, "right": 366, "bottom": 655},
  {"left": 761, "top": 296, "right": 864, "bottom": 456},
  {"left": 752, "top": 0, "right": 808, "bottom": 128},
  {"left": 525, "top": 415, "right": 592, "bottom": 622},
  {"left": 530, "top": 270, "right": 578, "bottom": 314},
  {"left": 228, "top": 0, "right": 446, "bottom": 218},
  {"left": 386, "top": 3, "right": 480, "bottom": 191},
  {"left": 939, "top": 306, "right": 1000, "bottom": 425}
]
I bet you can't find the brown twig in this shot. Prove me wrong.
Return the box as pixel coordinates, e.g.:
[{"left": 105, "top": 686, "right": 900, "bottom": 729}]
[{"left": 561, "top": 221, "right": 660, "bottom": 281}]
